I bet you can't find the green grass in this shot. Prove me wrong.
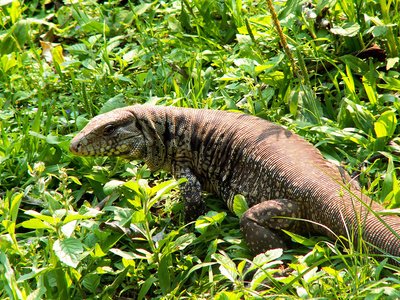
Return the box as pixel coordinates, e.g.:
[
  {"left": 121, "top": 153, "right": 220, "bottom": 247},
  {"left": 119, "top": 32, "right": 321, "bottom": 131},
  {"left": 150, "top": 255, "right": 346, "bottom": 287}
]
[{"left": 1, "top": 0, "right": 400, "bottom": 298}]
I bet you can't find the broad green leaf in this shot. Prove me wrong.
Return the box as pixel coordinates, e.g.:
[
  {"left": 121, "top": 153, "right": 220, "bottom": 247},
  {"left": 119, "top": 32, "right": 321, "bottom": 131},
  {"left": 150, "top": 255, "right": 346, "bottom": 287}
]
[
  {"left": 362, "top": 74, "right": 377, "bottom": 106},
  {"left": 124, "top": 180, "right": 142, "bottom": 195},
  {"left": 214, "top": 292, "right": 243, "bottom": 300},
  {"left": 114, "top": 207, "right": 134, "bottom": 226},
  {"left": 99, "top": 94, "right": 126, "bottom": 114},
  {"left": 1, "top": 52, "right": 16, "bottom": 72},
  {"left": 232, "top": 194, "right": 249, "bottom": 218},
  {"left": 76, "top": 115, "right": 89, "bottom": 130},
  {"left": 213, "top": 253, "right": 238, "bottom": 282},
  {"left": 148, "top": 178, "right": 186, "bottom": 209},
  {"left": 372, "top": 25, "right": 388, "bottom": 37},
  {"left": 253, "top": 248, "right": 283, "bottom": 265},
  {"left": 82, "top": 58, "right": 97, "bottom": 71},
  {"left": 45, "top": 133, "right": 64, "bottom": 144},
  {"left": 133, "top": 3, "right": 153, "bottom": 15},
  {"left": 234, "top": 58, "right": 256, "bottom": 77},
  {"left": 16, "top": 267, "right": 50, "bottom": 283},
  {"left": 341, "top": 55, "right": 369, "bottom": 73},
  {"left": 259, "top": 70, "right": 285, "bottom": 87},
  {"left": 24, "top": 210, "right": 56, "bottom": 226},
  {"left": 82, "top": 20, "right": 110, "bottom": 35},
  {"left": 0, "top": 235, "right": 12, "bottom": 250},
  {"left": 0, "top": 251, "right": 24, "bottom": 300},
  {"left": 382, "top": 156, "right": 400, "bottom": 207},
  {"left": 330, "top": 22, "right": 360, "bottom": 37},
  {"left": 20, "top": 219, "right": 54, "bottom": 230},
  {"left": 61, "top": 220, "right": 77, "bottom": 238},
  {"left": 374, "top": 110, "right": 397, "bottom": 138},
  {"left": 10, "top": 192, "right": 22, "bottom": 223},
  {"left": 66, "top": 43, "right": 89, "bottom": 55},
  {"left": 53, "top": 238, "right": 83, "bottom": 268},
  {"left": 114, "top": 74, "right": 134, "bottom": 84},
  {"left": 137, "top": 277, "right": 157, "bottom": 300},
  {"left": 282, "top": 230, "right": 317, "bottom": 247},
  {"left": 196, "top": 211, "right": 226, "bottom": 234},
  {"left": 93, "top": 243, "right": 107, "bottom": 259},
  {"left": 51, "top": 45, "right": 65, "bottom": 68},
  {"left": 377, "top": 76, "right": 400, "bottom": 91},
  {"left": 345, "top": 99, "right": 375, "bottom": 134},
  {"left": 82, "top": 274, "right": 100, "bottom": 293},
  {"left": 171, "top": 233, "right": 196, "bottom": 251},
  {"left": 387, "top": 57, "right": 399, "bottom": 70},
  {"left": 158, "top": 254, "right": 171, "bottom": 295},
  {"left": 109, "top": 248, "right": 138, "bottom": 260},
  {"left": 131, "top": 210, "right": 146, "bottom": 223},
  {"left": 103, "top": 179, "right": 125, "bottom": 195}
]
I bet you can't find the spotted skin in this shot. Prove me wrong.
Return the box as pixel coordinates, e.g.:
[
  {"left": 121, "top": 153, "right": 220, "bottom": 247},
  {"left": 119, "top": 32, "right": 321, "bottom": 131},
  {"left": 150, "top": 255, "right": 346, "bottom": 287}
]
[{"left": 70, "top": 105, "right": 400, "bottom": 264}]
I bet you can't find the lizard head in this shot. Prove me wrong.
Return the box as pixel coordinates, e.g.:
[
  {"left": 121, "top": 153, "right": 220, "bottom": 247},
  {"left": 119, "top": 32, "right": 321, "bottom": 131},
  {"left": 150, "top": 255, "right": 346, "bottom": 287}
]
[{"left": 69, "top": 108, "right": 147, "bottom": 159}]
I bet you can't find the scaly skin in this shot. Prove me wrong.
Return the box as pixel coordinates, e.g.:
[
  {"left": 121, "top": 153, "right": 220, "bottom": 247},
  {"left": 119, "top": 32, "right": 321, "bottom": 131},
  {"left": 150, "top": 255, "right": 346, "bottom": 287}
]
[{"left": 70, "top": 105, "right": 400, "bottom": 265}]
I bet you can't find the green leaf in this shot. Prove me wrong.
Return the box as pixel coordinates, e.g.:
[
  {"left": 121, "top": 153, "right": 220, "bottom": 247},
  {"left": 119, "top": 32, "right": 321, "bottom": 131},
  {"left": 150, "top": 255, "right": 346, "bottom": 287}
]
[
  {"left": 381, "top": 156, "right": 400, "bottom": 207},
  {"left": 158, "top": 254, "right": 171, "bottom": 295},
  {"left": 82, "top": 20, "right": 110, "bottom": 35},
  {"left": 213, "top": 253, "right": 238, "bottom": 282},
  {"left": 76, "top": 115, "right": 89, "bottom": 130},
  {"left": 387, "top": 57, "right": 399, "bottom": 70},
  {"left": 232, "top": 194, "right": 249, "bottom": 218},
  {"left": 24, "top": 210, "right": 56, "bottom": 226},
  {"left": 171, "top": 233, "right": 196, "bottom": 251},
  {"left": 253, "top": 248, "right": 283, "bottom": 265},
  {"left": 63, "top": 214, "right": 93, "bottom": 225},
  {"left": 374, "top": 110, "right": 397, "bottom": 138},
  {"left": 0, "top": 251, "right": 24, "bottom": 300},
  {"left": 345, "top": 99, "right": 375, "bottom": 134},
  {"left": 53, "top": 238, "right": 83, "bottom": 268},
  {"left": 234, "top": 58, "right": 256, "bottom": 77},
  {"left": 20, "top": 219, "right": 54, "bottom": 230},
  {"left": 282, "top": 230, "right": 317, "bottom": 247},
  {"left": 66, "top": 43, "right": 89, "bottom": 55},
  {"left": 131, "top": 210, "right": 146, "bottom": 223},
  {"left": 133, "top": 3, "right": 153, "bottom": 15},
  {"left": 51, "top": 45, "right": 65, "bottom": 67},
  {"left": 1, "top": 52, "right": 16, "bottom": 72},
  {"left": 0, "top": 235, "right": 13, "bottom": 250},
  {"left": 377, "top": 76, "right": 400, "bottom": 91},
  {"left": 148, "top": 178, "right": 186, "bottom": 209},
  {"left": 341, "top": 55, "right": 369, "bottom": 73},
  {"left": 330, "top": 22, "right": 360, "bottom": 37},
  {"left": 103, "top": 179, "right": 125, "bottom": 195},
  {"left": 372, "top": 25, "right": 388, "bottom": 37},
  {"left": 195, "top": 211, "right": 226, "bottom": 234},
  {"left": 362, "top": 74, "right": 377, "bottom": 106},
  {"left": 137, "top": 276, "right": 157, "bottom": 300},
  {"left": 10, "top": 192, "right": 22, "bottom": 223},
  {"left": 82, "top": 274, "right": 100, "bottom": 293},
  {"left": 99, "top": 94, "right": 128, "bottom": 115}
]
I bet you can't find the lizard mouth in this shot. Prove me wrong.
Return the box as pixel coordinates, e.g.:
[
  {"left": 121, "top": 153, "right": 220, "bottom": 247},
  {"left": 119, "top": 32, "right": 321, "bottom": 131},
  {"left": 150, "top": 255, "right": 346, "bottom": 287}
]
[{"left": 70, "top": 134, "right": 141, "bottom": 157}]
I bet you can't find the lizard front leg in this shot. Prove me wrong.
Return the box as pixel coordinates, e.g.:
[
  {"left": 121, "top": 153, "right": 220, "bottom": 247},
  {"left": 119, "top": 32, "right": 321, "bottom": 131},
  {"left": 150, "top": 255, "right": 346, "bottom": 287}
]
[
  {"left": 173, "top": 165, "right": 205, "bottom": 223},
  {"left": 240, "top": 199, "right": 303, "bottom": 254}
]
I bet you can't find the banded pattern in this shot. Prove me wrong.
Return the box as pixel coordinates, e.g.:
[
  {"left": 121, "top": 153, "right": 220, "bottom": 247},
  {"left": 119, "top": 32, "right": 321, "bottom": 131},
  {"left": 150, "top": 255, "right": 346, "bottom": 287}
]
[{"left": 70, "top": 105, "right": 400, "bottom": 264}]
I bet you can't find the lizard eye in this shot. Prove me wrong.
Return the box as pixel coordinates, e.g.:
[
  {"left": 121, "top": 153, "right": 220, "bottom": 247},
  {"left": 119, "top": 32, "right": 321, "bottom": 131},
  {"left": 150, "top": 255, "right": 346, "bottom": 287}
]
[{"left": 104, "top": 124, "right": 115, "bottom": 135}]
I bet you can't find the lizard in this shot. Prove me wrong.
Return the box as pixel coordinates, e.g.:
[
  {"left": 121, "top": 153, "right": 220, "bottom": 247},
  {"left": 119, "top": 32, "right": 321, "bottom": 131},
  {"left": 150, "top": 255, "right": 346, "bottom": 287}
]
[{"left": 69, "top": 105, "right": 400, "bottom": 264}]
